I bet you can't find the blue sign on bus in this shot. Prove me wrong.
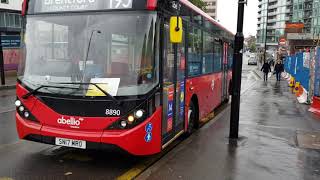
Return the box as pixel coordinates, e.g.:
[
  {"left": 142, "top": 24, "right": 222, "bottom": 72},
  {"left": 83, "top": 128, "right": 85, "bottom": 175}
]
[{"left": 0, "top": 36, "right": 21, "bottom": 48}]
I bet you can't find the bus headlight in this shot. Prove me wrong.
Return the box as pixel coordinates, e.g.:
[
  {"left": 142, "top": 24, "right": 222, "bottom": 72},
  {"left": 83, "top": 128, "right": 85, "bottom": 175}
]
[
  {"left": 107, "top": 107, "right": 148, "bottom": 130},
  {"left": 19, "top": 106, "right": 25, "bottom": 112},
  {"left": 15, "top": 100, "right": 22, "bottom": 107},
  {"left": 16, "top": 98, "right": 39, "bottom": 123},
  {"left": 24, "top": 111, "right": 30, "bottom": 118},
  {"left": 120, "top": 120, "right": 127, "bottom": 128},
  {"left": 134, "top": 110, "right": 144, "bottom": 119}
]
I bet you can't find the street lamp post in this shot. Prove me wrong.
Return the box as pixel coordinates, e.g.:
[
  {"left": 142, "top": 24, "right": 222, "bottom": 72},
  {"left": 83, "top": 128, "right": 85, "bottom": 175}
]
[
  {"left": 229, "top": 0, "right": 246, "bottom": 139},
  {"left": 0, "top": 32, "right": 5, "bottom": 85}
]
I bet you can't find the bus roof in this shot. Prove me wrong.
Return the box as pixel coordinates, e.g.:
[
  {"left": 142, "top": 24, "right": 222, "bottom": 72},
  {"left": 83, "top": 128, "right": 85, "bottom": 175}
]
[{"left": 179, "top": 0, "right": 234, "bottom": 37}]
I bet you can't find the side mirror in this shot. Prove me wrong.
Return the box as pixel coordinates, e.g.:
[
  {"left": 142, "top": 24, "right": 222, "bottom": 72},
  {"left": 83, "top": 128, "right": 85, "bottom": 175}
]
[{"left": 170, "top": 16, "right": 183, "bottom": 44}]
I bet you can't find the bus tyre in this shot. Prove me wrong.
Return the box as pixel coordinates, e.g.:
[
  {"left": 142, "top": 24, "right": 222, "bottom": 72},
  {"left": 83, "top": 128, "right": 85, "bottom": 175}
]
[{"left": 186, "top": 101, "right": 196, "bottom": 135}]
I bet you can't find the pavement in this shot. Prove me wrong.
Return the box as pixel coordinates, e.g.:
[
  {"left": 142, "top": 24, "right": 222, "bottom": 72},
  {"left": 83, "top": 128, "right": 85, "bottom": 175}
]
[
  {"left": 1, "top": 53, "right": 320, "bottom": 180},
  {"left": 0, "top": 71, "right": 16, "bottom": 90},
  {"left": 137, "top": 69, "right": 320, "bottom": 180}
]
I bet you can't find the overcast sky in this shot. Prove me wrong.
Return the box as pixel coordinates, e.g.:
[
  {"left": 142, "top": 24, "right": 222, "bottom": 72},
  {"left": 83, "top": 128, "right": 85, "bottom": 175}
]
[{"left": 217, "top": 0, "right": 258, "bottom": 37}]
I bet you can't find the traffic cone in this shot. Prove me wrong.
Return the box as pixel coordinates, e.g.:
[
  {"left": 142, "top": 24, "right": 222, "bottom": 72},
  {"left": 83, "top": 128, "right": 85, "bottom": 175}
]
[
  {"left": 297, "top": 87, "right": 308, "bottom": 104},
  {"left": 295, "top": 84, "right": 303, "bottom": 97}
]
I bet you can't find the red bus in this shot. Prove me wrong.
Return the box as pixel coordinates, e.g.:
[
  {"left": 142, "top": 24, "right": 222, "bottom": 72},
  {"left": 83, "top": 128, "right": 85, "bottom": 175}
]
[{"left": 16, "top": 0, "right": 234, "bottom": 155}]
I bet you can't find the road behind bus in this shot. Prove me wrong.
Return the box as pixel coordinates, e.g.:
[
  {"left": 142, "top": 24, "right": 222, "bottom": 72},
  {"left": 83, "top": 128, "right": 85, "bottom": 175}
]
[{"left": 0, "top": 54, "right": 258, "bottom": 180}]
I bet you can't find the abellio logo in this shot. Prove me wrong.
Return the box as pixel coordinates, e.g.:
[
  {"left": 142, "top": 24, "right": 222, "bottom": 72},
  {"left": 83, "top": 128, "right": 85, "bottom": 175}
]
[{"left": 57, "top": 117, "right": 84, "bottom": 128}]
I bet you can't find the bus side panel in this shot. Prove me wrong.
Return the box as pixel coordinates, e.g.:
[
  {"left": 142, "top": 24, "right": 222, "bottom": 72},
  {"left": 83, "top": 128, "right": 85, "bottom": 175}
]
[
  {"left": 186, "top": 73, "right": 222, "bottom": 121},
  {"left": 101, "top": 107, "right": 162, "bottom": 156}
]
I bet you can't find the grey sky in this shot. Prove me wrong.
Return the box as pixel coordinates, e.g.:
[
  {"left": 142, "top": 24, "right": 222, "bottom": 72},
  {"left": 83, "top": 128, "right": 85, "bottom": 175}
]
[{"left": 217, "top": 0, "right": 258, "bottom": 37}]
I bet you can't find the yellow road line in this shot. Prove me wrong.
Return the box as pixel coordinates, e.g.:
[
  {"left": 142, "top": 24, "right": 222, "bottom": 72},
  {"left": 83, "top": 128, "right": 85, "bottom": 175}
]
[{"left": 0, "top": 177, "right": 14, "bottom": 180}]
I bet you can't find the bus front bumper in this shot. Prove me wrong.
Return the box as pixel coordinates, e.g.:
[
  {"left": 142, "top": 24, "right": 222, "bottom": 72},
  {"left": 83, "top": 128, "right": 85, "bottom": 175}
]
[{"left": 16, "top": 108, "right": 162, "bottom": 156}]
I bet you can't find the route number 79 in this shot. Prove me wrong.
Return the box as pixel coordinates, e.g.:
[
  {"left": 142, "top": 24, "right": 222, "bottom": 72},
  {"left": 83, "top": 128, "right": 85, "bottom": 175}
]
[{"left": 110, "top": 0, "right": 133, "bottom": 9}]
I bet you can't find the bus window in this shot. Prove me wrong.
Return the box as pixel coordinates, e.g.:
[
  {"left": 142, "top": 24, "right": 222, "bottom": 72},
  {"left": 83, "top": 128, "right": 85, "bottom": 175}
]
[
  {"left": 163, "top": 24, "right": 174, "bottom": 86},
  {"left": 213, "top": 42, "right": 222, "bottom": 72},
  {"left": 188, "top": 26, "right": 202, "bottom": 76},
  {"left": 202, "top": 31, "right": 214, "bottom": 74},
  {"left": 21, "top": 12, "right": 158, "bottom": 96}
]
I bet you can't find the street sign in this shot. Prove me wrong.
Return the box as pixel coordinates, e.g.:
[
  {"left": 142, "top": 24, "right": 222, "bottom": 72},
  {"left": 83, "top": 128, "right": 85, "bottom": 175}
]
[
  {"left": 279, "top": 37, "right": 286, "bottom": 46},
  {"left": 0, "top": 36, "right": 21, "bottom": 48}
]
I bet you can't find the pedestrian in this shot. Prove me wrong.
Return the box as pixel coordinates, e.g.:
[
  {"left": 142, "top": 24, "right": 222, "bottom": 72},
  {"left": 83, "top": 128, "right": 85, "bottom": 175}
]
[
  {"left": 269, "top": 59, "right": 274, "bottom": 67},
  {"left": 261, "top": 61, "right": 271, "bottom": 82},
  {"left": 274, "top": 61, "right": 284, "bottom": 81}
]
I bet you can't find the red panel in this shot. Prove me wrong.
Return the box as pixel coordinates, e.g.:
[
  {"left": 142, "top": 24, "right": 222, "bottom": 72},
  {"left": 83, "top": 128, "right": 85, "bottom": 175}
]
[
  {"left": 101, "top": 107, "right": 162, "bottom": 155},
  {"left": 32, "top": 100, "right": 118, "bottom": 131},
  {"left": 41, "top": 126, "right": 103, "bottom": 143},
  {"left": 185, "top": 73, "right": 222, "bottom": 121},
  {"left": 16, "top": 113, "right": 41, "bottom": 139}
]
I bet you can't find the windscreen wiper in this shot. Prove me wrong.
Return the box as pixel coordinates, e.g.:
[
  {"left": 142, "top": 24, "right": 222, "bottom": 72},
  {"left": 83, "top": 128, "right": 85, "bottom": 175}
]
[
  {"left": 22, "top": 85, "right": 79, "bottom": 99},
  {"left": 57, "top": 82, "right": 121, "bottom": 105}
]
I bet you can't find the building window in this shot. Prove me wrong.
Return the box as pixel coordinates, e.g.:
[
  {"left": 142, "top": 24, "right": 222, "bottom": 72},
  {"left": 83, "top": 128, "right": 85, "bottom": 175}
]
[{"left": 1, "top": 0, "right": 9, "bottom": 4}]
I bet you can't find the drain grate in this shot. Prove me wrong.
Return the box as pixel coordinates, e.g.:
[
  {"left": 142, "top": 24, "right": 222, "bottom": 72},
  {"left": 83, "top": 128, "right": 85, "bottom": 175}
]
[{"left": 297, "top": 131, "right": 320, "bottom": 150}]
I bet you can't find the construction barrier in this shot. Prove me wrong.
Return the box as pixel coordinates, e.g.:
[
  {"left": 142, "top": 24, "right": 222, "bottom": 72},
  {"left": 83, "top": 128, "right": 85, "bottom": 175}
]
[{"left": 284, "top": 50, "right": 314, "bottom": 106}]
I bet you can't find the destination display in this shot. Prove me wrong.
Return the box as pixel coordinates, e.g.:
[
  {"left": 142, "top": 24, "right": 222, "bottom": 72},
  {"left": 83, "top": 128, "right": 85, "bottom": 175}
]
[{"left": 34, "top": 0, "right": 133, "bottom": 13}]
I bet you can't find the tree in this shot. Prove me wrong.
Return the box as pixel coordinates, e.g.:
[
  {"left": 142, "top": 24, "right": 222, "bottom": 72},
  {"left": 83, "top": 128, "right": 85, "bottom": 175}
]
[
  {"left": 189, "top": 0, "right": 207, "bottom": 11},
  {"left": 245, "top": 35, "right": 257, "bottom": 53}
]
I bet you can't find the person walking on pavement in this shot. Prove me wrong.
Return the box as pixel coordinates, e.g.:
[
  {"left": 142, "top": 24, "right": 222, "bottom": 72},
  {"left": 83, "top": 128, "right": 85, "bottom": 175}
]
[
  {"left": 274, "top": 61, "right": 284, "bottom": 81},
  {"left": 261, "top": 61, "right": 271, "bottom": 82}
]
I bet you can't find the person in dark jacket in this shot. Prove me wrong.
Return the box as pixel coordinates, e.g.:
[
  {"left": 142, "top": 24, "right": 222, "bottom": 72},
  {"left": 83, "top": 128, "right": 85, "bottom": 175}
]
[
  {"left": 261, "top": 62, "right": 271, "bottom": 82},
  {"left": 274, "top": 61, "right": 284, "bottom": 81}
]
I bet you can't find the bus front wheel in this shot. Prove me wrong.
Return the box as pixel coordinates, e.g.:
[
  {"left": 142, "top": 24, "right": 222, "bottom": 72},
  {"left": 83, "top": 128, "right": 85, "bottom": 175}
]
[{"left": 186, "top": 101, "right": 197, "bottom": 135}]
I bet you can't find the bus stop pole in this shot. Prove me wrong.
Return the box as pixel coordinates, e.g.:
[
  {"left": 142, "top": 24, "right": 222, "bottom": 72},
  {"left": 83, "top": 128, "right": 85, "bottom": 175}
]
[
  {"left": 229, "top": 0, "right": 245, "bottom": 139},
  {"left": 0, "top": 32, "right": 5, "bottom": 85}
]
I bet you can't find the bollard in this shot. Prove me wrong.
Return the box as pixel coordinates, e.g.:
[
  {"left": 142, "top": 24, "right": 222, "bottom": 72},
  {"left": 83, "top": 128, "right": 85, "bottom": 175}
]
[
  {"left": 294, "top": 82, "right": 300, "bottom": 93},
  {"left": 289, "top": 77, "right": 295, "bottom": 87}
]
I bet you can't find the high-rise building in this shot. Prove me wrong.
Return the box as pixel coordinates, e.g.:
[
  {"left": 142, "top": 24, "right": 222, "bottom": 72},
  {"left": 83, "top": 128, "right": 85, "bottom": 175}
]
[
  {"left": 256, "top": 0, "right": 293, "bottom": 52},
  {"left": 292, "top": 0, "right": 320, "bottom": 34},
  {"left": 203, "top": 0, "right": 218, "bottom": 19}
]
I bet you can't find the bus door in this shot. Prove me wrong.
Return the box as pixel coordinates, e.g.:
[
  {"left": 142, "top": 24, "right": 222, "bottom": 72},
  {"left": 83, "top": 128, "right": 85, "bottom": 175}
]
[
  {"left": 222, "top": 42, "right": 229, "bottom": 101},
  {"left": 161, "top": 22, "right": 186, "bottom": 146}
]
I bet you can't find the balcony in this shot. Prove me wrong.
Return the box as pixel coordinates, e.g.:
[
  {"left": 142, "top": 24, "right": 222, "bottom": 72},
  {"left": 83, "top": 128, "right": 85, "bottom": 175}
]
[
  {"left": 268, "top": 5, "right": 278, "bottom": 10},
  {"left": 267, "top": 25, "right": 276, "bottom": 29},
  {"left": 268, "top": 11, "right": 278, "bottom": 16},
  {"left": 285, "top": 9, "right": 292, "bottom": 13},
  {"left": 267, "top": 18, "right": 277, "bottom": 23}
]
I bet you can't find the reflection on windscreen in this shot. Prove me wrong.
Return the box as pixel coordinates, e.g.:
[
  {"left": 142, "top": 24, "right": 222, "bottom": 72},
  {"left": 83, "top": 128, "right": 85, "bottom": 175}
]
[{"left": 20, "top": 12, "right": 159, "bottom": 96}]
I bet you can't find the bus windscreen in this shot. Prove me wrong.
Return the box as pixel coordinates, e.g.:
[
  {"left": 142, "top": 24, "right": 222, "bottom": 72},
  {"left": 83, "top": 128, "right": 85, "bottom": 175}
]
[{"left": 32, "top": 0, "right": 133, "bottom": 13}]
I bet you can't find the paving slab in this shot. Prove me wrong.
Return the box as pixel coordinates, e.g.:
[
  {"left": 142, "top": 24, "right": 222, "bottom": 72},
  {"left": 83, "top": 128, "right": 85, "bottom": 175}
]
[{"left": 138, "top": 79, "right": 320, "bottom": 180}]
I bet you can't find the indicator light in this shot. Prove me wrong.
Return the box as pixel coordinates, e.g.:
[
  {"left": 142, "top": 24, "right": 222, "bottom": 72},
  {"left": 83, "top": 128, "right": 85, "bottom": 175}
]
[
  {"left": 128, "top": 115, "right": 135, "bottom": 123},
  {"left": 19, "top": 106, "right": 25, "bottom": 112},
  {"left": 135, "top": 110, "right": 144, "bottom": 118},
  {"left": 15, "top": 100, "right": 21, "bottom": 107},
  {"left": 120, "top": 120, "right": 127, "bottom": 128}
]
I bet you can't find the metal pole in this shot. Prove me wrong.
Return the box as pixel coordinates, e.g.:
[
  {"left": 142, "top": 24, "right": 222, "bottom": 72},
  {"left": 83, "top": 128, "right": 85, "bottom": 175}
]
[
  {"left": 229, "top": 0, "right": 245, "bottom": 139},
  {"left": 263, "top": 0, "right": 270, "bottom": 63},
  {"left": 0, "top": 32, "right": 5, "bottom": 85}
]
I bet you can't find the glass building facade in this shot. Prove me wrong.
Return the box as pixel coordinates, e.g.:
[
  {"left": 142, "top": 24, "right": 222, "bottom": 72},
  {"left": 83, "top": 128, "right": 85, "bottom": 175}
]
[{"left": 256, "top": 0, "right": 293, "bottom": 48}]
